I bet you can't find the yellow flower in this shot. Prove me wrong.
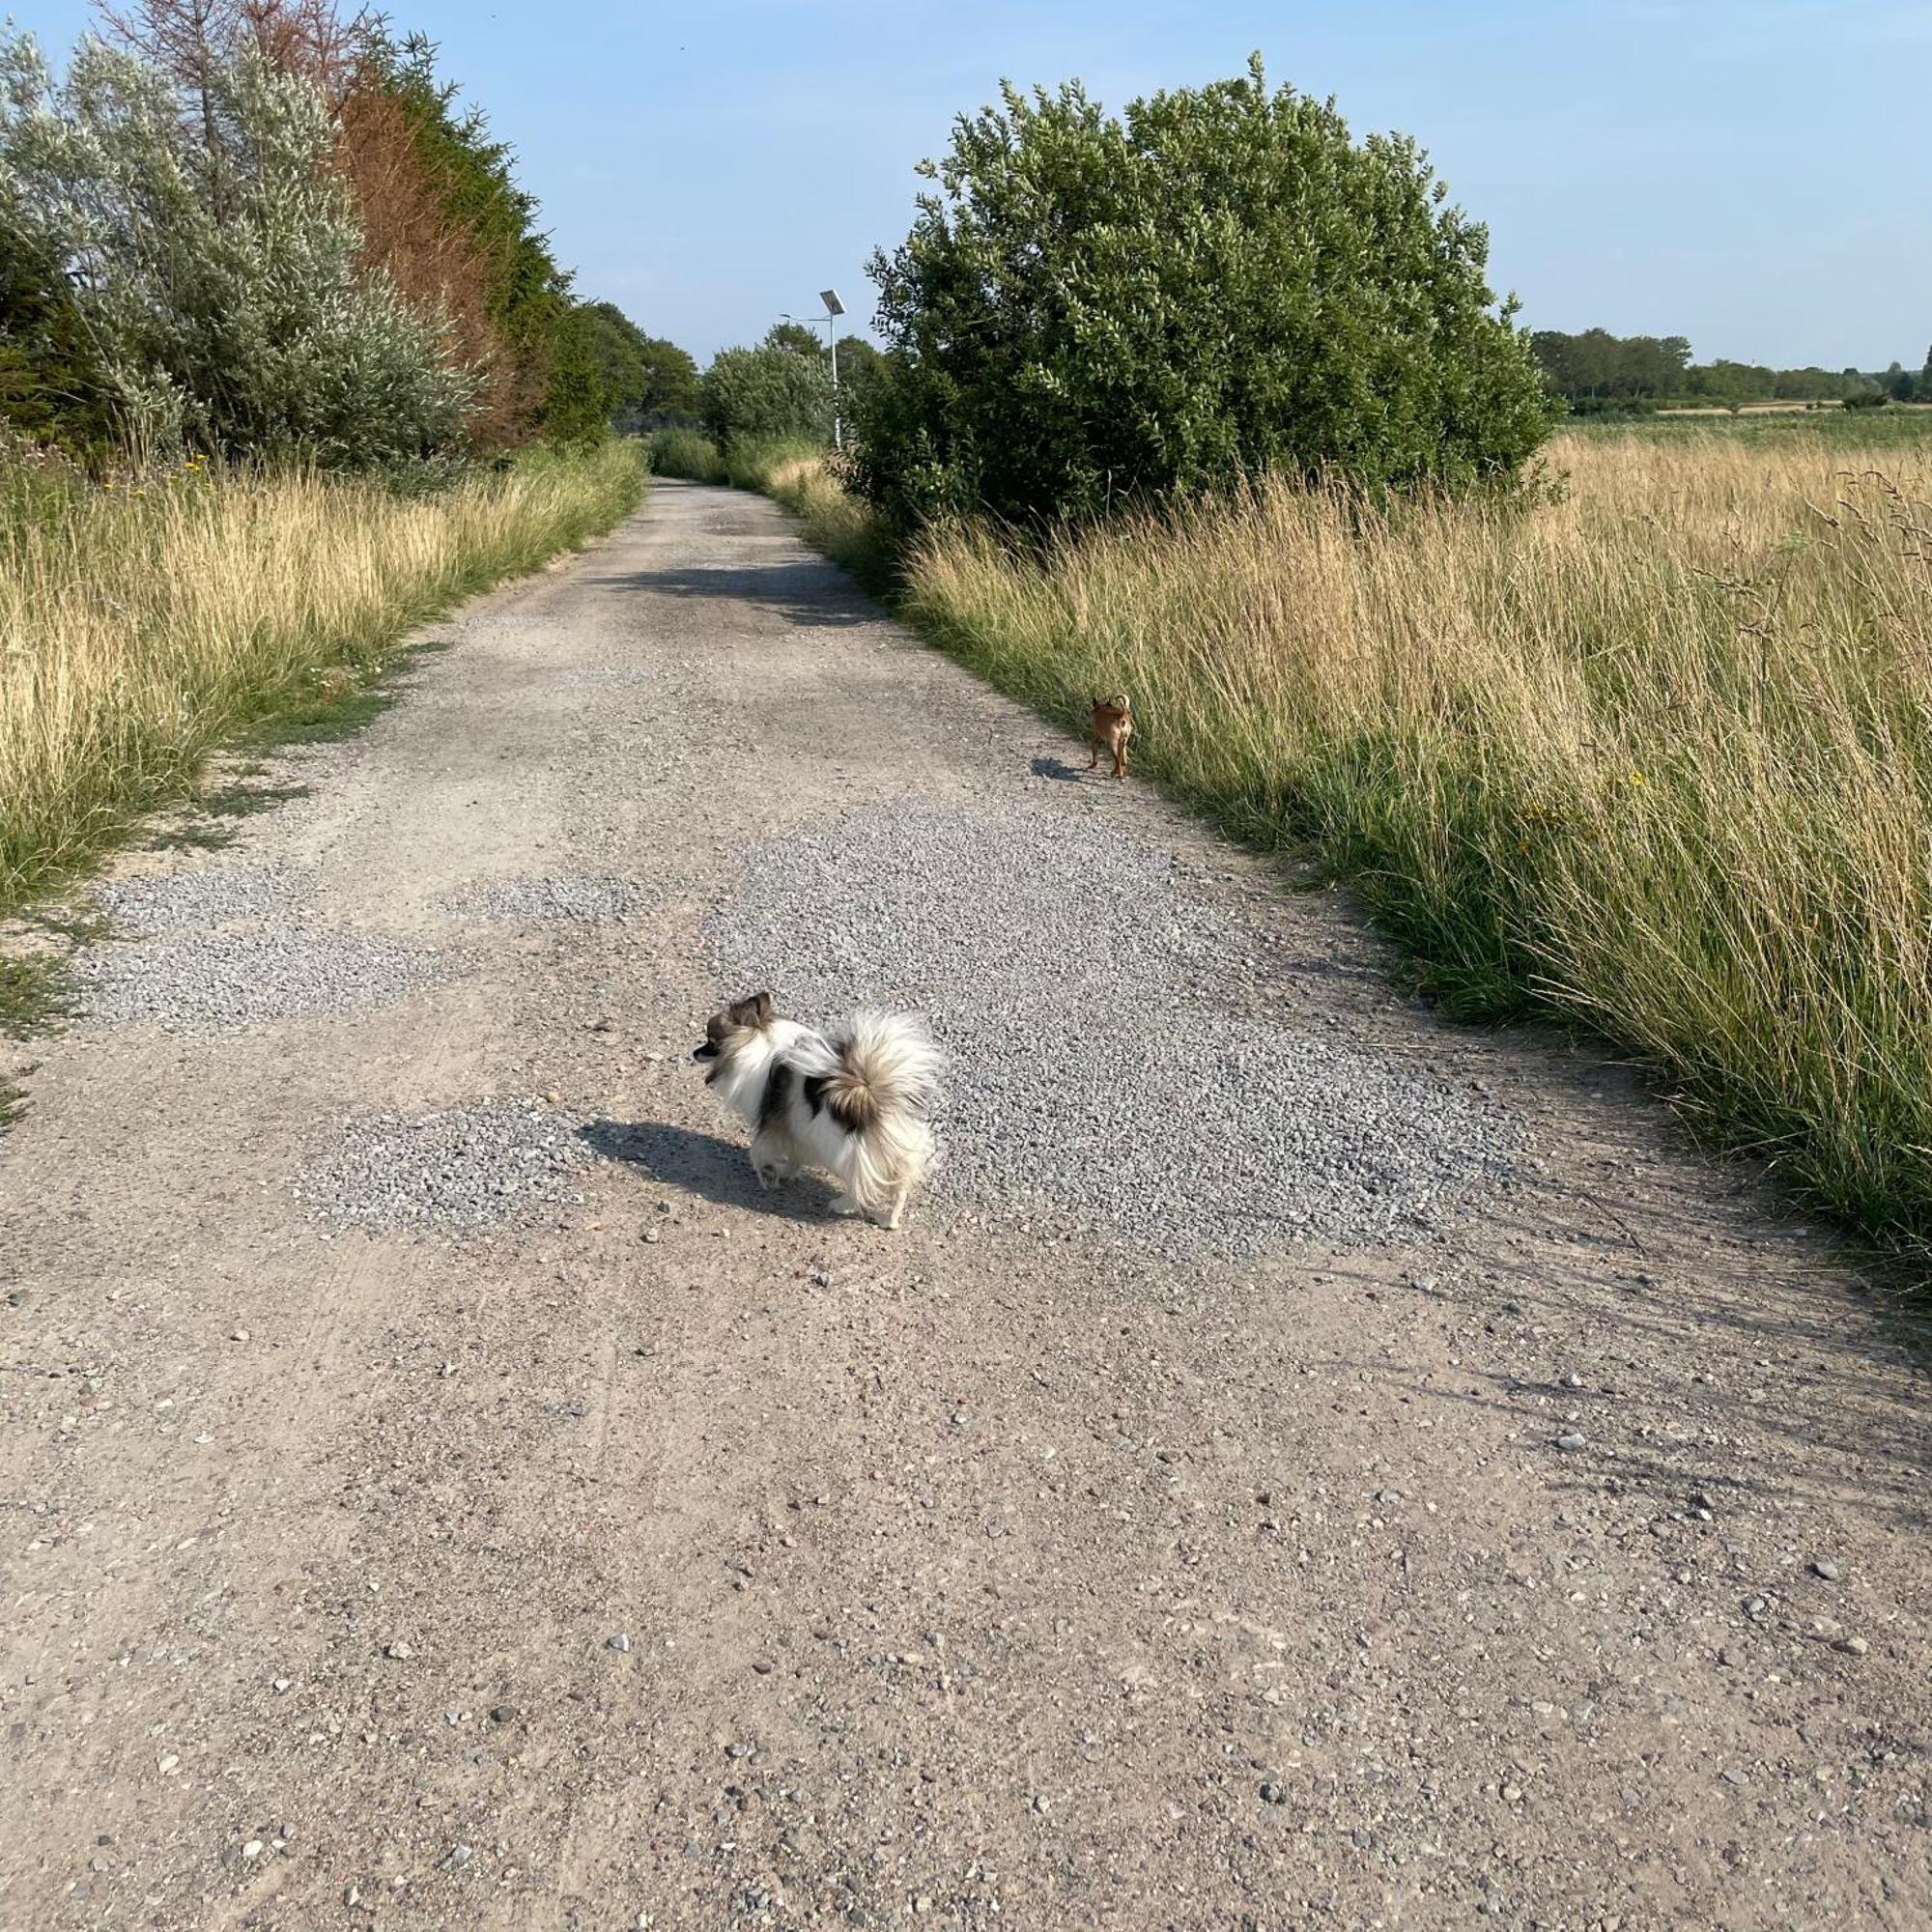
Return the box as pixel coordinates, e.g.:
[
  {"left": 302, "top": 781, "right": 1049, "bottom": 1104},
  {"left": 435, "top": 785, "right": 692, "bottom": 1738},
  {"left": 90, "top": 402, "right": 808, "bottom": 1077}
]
[{"left": 1629, "top": 770, "right": 1645, "bottom": 785}]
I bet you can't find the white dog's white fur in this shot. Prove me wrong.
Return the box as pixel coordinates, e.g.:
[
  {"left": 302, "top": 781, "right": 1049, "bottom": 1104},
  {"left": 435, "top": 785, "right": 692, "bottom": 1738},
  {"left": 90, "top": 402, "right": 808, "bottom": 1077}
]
[{"left": 694, "top": 993, "right": 940, "bottom": 1229}]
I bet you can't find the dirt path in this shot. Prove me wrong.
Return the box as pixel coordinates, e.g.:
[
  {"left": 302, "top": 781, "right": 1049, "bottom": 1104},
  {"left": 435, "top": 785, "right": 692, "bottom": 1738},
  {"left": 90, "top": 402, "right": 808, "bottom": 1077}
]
[{"left": 3, "top": 477, "right": 1927, "bottom": 1932}]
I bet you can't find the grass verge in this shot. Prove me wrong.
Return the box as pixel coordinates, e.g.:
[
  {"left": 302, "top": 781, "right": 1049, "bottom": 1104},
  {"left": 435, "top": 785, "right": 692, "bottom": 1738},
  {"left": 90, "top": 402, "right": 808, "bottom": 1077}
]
[
  {"left": 898, "top": 430, "right": 1932, "bottom": 1265},
  {"left": 0, "top": 441, "right": 646, "bottom": 918}
]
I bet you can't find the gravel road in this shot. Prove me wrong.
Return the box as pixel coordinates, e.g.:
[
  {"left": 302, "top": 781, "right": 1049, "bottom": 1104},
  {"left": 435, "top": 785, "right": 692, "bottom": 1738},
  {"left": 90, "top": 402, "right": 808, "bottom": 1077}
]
[{"left": 2, "top": 478, "right": 1927, "bottom": 1930}]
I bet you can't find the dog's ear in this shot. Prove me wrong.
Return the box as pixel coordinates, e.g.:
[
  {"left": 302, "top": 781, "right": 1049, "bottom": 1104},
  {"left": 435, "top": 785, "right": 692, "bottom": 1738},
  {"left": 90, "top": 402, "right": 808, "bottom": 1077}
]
[{"left": 732, "top": 990, "right": 775, "bottom": 1028}]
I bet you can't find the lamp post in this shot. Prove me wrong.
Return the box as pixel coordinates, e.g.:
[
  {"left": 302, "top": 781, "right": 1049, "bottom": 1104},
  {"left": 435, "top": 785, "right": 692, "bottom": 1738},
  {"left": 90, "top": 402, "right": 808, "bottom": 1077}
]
[{"left": 819, "top": 289, "right": 846, "bottom": 450}]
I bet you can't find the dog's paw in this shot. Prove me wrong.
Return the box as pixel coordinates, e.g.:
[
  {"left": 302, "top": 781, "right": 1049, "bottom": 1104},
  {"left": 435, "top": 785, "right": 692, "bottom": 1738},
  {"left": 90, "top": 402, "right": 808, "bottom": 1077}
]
[{"left": 830, "top": 1192, "right": 863, "bottom": 1217}]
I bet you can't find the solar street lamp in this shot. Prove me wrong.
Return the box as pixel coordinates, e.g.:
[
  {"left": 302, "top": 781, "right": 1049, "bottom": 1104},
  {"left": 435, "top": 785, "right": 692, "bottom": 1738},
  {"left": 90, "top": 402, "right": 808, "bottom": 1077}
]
[{"left": 820, "top": 289, "right": 846, "bottom": 450}]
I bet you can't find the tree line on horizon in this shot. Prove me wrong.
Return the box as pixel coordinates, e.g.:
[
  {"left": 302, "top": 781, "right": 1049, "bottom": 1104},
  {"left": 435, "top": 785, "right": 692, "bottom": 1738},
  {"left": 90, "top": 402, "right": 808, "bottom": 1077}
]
[{"left": 1530, "top": 327, "right": 1932, "bottom": 412}]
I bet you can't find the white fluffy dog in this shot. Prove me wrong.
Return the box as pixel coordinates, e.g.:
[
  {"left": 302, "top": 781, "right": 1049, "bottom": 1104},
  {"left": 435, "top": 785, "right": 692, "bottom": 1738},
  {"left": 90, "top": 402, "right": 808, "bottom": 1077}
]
[{"left": 694, "top": 991, "right": 941, "bottom": 1229}]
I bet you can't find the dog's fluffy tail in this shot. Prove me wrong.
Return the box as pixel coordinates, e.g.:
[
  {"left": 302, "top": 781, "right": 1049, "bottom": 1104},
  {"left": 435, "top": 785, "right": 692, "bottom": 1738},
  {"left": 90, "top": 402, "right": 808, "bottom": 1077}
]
[
  {"left": 822, "top": 1009, "right": 941, "bottom": 1129},
  {"left": 822, "top": 1010, "right": 941, "bottom": 1217}
]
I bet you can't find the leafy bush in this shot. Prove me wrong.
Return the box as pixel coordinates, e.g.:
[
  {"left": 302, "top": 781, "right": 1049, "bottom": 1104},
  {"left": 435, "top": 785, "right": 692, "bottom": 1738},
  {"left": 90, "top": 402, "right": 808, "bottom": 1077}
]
[
  {"left": 0, "top": 31, "right": 469, "bottom": 466},
  {"left": 700, "top": 343, "right": 832, "bottom": 446},
  {"left": 853, "top": 54, "right": 1551, "bottom": 529},
  {"left": 648, "top": 426, "right": 726, "bottom": 482}
]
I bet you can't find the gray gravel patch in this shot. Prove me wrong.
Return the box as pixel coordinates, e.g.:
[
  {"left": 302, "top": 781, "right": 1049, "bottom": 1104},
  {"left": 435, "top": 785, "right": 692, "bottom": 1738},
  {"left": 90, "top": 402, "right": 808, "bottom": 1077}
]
[
  {"left": 438, "top": 873, "right": 643, "bottom": 924},
  {"left": 74, "top": 927, "right": 434, "bottom": 1034},
  {"left": 298, "top": 1098, "right": 595, "bottom": 1231},
  {"left": 93, "top": 864, "right": 308, "bottom": 935},
  {"left": 709, "top": 804, "right": 1519, "bottom": 1259},
  {"left": 555, "top": 665, "right": 661, "bottom": 690}
]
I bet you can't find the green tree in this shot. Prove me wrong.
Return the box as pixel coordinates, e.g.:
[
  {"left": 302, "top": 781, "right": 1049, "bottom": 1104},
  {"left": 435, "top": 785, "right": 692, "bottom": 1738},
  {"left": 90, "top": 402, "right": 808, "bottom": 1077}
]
[
  {"left": 358, "top": 28, "right": 582, "bottom": 446},
  {"left": 573, "top": 302, "right": 701, "bottom": 425},
  {"left": 579, "top": 300, "right": 648, "bottom": 416},
  {"left": 700, "top": 342, "right": 832, "bottom": 444},
  {"left": 852, "top": 56, "right": 1550, "bottom": 528},
  {"left": 637, "top": 334, "right": 700, "bottom": 416},
  {"left": 0, "top": 215, "right": 115, "bottom": 458},
  {"left": 542, "top": 303, "right": 609, "bottom": 446},
  {"left": 0, "top": 30, "right": 469, "bottom": 465},
  {"left": 763, "top": 319, "right": 826, "bottom": 361}
]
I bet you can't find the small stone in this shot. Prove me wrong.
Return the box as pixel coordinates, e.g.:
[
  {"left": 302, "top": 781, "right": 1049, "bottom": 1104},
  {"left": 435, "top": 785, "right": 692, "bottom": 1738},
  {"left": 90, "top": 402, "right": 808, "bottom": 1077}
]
[
  {"left": 1743, "top": 1596, "right": 1768, "bottom": 1617},
  {"left": 544, "top": 1090, "right": 562, "bottom": 1105},
  {"left": 640, "top": 1228, "right": 661, "bottom": 1244},
  {"left": 1259, "top": 1779, "right": 1287, "bottom": 1805},
  {"left": 1811, "top": 1558, "right": 1840, "bottom": 1581},
  {"left": 242, "top": 1839, "right": 265, "bottom": 1861},
  {"left": 1502, "top": 1783, "right": 1523, "bottom": 1803},
  {"left": 384, "top": 1640, "right": 412, "bottom": 1660},
  {"left": 490, "top": 1704, "right": 518, "bottom": 1723},
  {"left": 1721, "top": 1767, "right": 1748, "bottom": 1786},
  {"left": 231, "top": 1328, "right": 250, "bottom": 1343},
  {"left": 1834, "top": 1635, "right": 1869, "bottom": 1657},
  {"left": 607, "top": 1634, "right": 632, "bottom": 1653},
  {"left": 724, "top": 1739, "right": 754, "bottom": 1758},
  {"left": 1562, "top": 1372, "right": 1584, "bottom": 1389},
  {"left": 1555, "top": 1433, "right": 1587, "bottom": 1452},
  {"left": 157, "top": 1753, "right": 179, "bottom": 1774}
]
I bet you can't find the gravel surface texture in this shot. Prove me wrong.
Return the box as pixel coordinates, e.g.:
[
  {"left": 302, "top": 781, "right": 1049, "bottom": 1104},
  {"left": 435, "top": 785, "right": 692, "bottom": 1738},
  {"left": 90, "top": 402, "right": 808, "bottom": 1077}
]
[
  {"left": 72, "top": 925, "right": 434, "bottom": 1033},
  {"left": 437, "top": 873, "right": 642, "bottom": 924},
  {"left": 92, "top": 863, "right": 308, "bottom": 935},
  {"left": 297, "top": 1098, "right": 593, "bottom": 1231},
  {"left": 711, "top": 804, "right": 1516, "bottom": 1257}
]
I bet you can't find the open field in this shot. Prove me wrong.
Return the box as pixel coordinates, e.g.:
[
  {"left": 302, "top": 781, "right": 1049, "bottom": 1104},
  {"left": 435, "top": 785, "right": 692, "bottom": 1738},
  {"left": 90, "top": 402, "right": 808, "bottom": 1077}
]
[
  {"left": 840, "top": 429, "right": 1932, "bottom": 1265},
  {"left": 0, "top": 445, "right": 647, "bottom": 920},
  {"left": 1563, "top": 407, "right": 1932, "bottom": 448}
]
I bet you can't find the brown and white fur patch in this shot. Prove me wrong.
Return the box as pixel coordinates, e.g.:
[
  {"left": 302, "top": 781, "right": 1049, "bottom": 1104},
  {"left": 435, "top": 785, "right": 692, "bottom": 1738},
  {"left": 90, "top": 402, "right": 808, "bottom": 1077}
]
[{"left": 693, "top": 991, "right": 941, "bottom": 1229}]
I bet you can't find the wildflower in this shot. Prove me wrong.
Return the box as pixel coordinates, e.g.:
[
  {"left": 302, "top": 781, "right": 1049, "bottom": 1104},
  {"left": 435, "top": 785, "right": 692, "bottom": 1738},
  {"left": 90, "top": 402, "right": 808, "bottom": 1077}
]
[{"left": 1629, "top": 770, "right": 1645, "bottom": 785}]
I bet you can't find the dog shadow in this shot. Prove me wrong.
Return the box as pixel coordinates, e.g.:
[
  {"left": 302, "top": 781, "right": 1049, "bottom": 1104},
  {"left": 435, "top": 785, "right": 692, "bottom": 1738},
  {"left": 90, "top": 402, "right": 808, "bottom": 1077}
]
[
  {"left": 579, "top": 1119, "right": 845, "bottom": 1222},
  {"left": 1031, "top": 754, "right": 1092, "bottom": 782}
]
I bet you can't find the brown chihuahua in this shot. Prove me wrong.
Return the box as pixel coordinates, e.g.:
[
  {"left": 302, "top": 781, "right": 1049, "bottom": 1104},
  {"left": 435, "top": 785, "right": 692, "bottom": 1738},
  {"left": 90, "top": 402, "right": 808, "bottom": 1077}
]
[{"left": 1089, "top": 693, "right": 1133, "bottom": 780}]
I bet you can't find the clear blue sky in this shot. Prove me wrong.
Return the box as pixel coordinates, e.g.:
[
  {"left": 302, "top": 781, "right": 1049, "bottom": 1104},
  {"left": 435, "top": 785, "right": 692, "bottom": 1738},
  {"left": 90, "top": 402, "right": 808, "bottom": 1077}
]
[{"left": 22, "top": 0, "right": 1932, "bottom": 369}]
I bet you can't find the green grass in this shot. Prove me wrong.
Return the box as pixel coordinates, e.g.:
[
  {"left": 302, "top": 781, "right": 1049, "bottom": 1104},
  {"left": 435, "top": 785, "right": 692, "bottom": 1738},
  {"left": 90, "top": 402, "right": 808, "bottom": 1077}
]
[
  {"left": 1563, "top": 406, "right": 1932, "bottom": 449},
  {"left": 647, "top": 426, "right": 727, "bottom": 483}
]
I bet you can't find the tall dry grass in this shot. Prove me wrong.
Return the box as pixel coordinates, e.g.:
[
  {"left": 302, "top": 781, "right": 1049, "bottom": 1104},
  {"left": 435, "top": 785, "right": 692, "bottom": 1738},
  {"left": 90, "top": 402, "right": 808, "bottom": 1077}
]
[
  {"left": 0, "top": 443, "right": 645, "bottom": 915},
  {"left": 901, "top": 431, "right": 1932, "bottom": 1256}
]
